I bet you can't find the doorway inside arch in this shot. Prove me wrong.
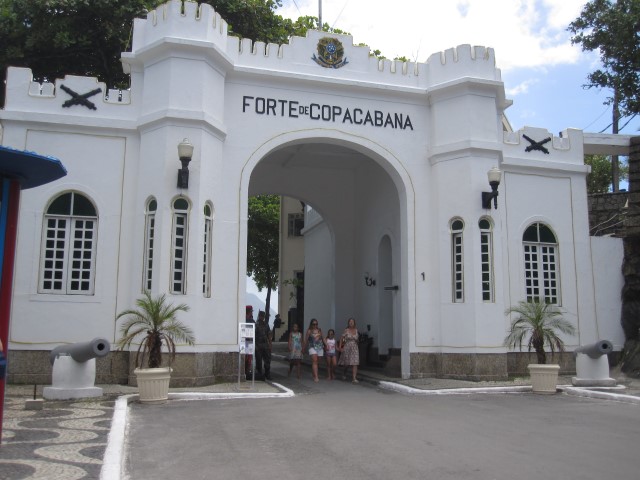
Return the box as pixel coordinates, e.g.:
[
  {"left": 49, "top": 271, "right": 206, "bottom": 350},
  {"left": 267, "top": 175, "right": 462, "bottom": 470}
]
[{"left": 246, "top": 140, "right": 406, "bottom": 376}]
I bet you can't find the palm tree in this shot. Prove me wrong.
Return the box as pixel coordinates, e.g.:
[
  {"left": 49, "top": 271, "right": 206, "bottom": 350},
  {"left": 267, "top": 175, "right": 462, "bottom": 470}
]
[
  {"left": 116, "top": 291, "right": 195, "bottom": 369},
  {"left": 503, "top": 300, "right": 576, "bottom": 364}
]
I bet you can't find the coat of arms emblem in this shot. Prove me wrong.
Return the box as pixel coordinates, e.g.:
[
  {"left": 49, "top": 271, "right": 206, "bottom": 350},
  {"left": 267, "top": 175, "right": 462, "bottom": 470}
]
[{"left": 312, "top": 37, "right": 348, "bottom": 69}]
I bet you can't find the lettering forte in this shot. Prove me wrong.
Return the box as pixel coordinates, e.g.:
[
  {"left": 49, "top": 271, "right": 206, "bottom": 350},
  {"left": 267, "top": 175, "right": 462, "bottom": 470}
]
[
  {"left": 242, "top": 95, "right": 414, "bottom": 130},
  {"left": 0, "top": 0, "right": 629, "bottom": 386}
]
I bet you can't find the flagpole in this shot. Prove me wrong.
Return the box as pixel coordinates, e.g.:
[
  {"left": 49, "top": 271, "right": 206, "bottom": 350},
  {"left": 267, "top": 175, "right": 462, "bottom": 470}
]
[{"left": 319, "top": 0, "right": 322, "bottom": 29}]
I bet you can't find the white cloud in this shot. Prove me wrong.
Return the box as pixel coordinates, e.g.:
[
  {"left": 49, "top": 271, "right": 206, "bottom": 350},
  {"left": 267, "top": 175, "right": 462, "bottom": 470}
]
[
  {"left": 278, "top": 0, "right": 589, "bottom": 71},
  {"left": 506, "top": 78, "right": 540, "bottom": 96}
]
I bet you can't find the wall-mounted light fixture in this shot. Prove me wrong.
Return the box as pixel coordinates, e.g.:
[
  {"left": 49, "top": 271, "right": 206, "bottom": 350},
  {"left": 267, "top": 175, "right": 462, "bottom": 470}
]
[
  {"left": 364, "top": 273, "right": 376, "bottom": 287},
  {"left": 481, "top": 167, "right": 501, "bottom": 209},
  {"left": 177, "top": 138, "right": 194, "bottom": 189}
]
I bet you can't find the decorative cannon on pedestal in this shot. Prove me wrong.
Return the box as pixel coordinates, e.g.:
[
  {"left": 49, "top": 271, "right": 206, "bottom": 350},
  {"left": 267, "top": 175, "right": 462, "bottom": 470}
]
[
  {"left": 43, "top": 338, "right": 111, "bottom": 400},
  {"left": 572, "top": 340, "right": 616, "bottom": 387}
]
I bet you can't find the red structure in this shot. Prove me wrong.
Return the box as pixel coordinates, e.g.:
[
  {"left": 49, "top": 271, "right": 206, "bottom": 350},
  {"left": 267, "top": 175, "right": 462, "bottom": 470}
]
[{"left": 0, "top": 145, "right": 66, "bottom": 443}]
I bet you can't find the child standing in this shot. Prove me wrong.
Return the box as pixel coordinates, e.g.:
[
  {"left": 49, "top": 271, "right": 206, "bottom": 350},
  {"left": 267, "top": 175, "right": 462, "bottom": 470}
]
[
  {"left": 325, "top": 329, "right": 337, "bottom": 380},
  {"left": 288, "top": 323, "right": 303, "bottom": 378}
]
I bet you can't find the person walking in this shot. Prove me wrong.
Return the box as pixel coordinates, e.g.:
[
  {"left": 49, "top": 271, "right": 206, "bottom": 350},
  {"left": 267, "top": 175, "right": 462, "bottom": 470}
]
[
  {"left": 325, "top": 329, "right": 338, "bottom": 380},
  {"left": 338, "top": 317, "right": 360, "bottom": 383},
  {"left": 255, "top": 310, "right": 272, "bottom": 380},
  {"left": 287, "top": 322, "right": 303, "bottom": 378},
  {"left": 303, "top": 318, "right": 324, "bottom": 382}
]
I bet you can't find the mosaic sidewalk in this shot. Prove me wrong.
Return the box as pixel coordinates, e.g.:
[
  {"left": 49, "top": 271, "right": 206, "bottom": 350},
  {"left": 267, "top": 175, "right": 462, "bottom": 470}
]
[{"left": 0, "top": 396, "right": 114, "bottom": 480}]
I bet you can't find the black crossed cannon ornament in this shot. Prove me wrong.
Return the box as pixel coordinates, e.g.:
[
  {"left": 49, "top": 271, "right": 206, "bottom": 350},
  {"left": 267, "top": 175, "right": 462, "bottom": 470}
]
[
  {"left": 60, "top": 84, "right": 102, "bottom": 110},
  {"left": 522, "top": 134, "right": 551, "bottom": 154}
]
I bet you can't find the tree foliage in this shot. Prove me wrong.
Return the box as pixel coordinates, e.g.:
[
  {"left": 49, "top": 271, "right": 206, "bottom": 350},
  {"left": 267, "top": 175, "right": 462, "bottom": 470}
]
[
  {"left": 568, "top": 0, "right": 640, "bottom": 119},
  {"left": 585, "top": 154, "right": 613, "bottom": 193},
  {"left": 247, "top": 195, "right": 280, "bottom": 319},
  {"left": 584, "top": 154, "right": 629, "bottom": 194}
]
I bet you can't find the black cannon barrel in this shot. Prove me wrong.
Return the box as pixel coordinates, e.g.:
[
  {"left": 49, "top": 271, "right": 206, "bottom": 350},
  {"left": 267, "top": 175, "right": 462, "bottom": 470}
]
[
  {"left": 50, "top": 338, "right": 111, "bottom": 365},
  {"left": 574, "top": 340, "right": 613, "bottom": 359}
]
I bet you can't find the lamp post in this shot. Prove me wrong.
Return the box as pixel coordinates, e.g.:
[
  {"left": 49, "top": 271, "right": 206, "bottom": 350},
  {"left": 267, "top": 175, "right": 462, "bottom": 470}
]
[
  {"left": 481, "top": 167, "right": 502, "bottom": 209},
  {"left": 177, "top": 138, "right": 194, "bottom": 189}
]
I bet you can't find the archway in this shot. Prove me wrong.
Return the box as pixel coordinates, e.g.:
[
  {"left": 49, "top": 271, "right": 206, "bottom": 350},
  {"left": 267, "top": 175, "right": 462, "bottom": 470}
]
[{"left": 242, "top": 130, "right": 414, "bottom": 376}]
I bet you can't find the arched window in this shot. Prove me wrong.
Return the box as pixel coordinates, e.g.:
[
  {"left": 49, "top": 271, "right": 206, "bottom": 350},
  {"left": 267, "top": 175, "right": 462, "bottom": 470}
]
[
  {"left": 202, "top": 202, "right": 213, "bottom": 297},
  {"left": 39, "top": 192, "right": 98, "bottom": 294},
  {"left": 171, "top": 197, "right": 190, "bottom": 294},
  {"left": 479, "top": 217, "right": 494, "bottom": 302},
  {"left": 523, "top": 222, "right": 560, "bottom": 304},
  {"left": 142, "top": 198, "right": 157, "bottom": 292},
  {"left": 450, "top": 218, "right": 464, "bottom": 303}
]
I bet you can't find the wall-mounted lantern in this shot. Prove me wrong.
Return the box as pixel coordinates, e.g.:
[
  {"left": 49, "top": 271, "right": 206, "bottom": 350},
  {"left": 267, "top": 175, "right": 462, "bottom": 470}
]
[
  {"left": 177, "top": 138, "right": 194, "bottom": 189},
  {"left": 481, "top": 167, "right": 502, "bottom": 209}
]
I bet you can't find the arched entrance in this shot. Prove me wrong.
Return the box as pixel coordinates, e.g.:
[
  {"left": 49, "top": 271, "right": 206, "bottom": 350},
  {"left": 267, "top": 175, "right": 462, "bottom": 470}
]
[{"left": 242, "top": 130, "right": 413, "bottom": 377}]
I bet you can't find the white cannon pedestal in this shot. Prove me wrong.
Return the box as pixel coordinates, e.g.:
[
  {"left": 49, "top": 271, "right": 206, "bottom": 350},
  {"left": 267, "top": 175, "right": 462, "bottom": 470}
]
[
  {"left": 571, "top": 353, "right": 616, "bottom": 387},
  {"left": 43, "top": 356, "right": 103, "bottom": 400}
]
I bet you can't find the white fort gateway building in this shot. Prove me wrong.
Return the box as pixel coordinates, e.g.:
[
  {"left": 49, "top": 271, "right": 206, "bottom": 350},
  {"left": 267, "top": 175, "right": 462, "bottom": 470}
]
[{"left": 1, "top": 0, "right": 630, "bottom": 384}]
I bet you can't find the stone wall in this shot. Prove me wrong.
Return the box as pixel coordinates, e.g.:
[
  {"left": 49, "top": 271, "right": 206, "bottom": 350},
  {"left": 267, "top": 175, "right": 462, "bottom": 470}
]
[
  {"left": 588, "top": 191, "right": 628, "bottom": 236},
  {"left": 7, "top": 351, "right": 238, "bottom": 386}
]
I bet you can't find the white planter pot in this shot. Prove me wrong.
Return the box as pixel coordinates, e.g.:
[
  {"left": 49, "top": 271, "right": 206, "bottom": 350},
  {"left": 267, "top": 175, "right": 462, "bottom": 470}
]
[
  {"left": 134, "top": 367, "right": 172, "bottom": 404},
  {"left": 528, "top": 364, "right": 560, "bottom": 394}
]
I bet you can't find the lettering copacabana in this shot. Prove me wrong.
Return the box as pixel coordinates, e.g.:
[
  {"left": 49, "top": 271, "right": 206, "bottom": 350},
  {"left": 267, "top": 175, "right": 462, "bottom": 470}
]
[{"left": 242, "top": 95, "right": 414, "bottom": 131}]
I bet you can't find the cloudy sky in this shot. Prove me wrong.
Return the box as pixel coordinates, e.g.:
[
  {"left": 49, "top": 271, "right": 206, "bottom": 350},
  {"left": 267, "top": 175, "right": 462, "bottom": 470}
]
[{"left": 276, "top": 0, "right": 639, "bottom": 135}]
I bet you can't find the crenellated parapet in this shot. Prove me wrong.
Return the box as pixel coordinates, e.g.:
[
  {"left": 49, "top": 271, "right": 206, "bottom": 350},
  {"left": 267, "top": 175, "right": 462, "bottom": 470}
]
[
  {"left": 425, "top": 44, "right": 502, "bottom": 87},
  {"left": 124, "top": 2, "right": 506, "bottom": 90},
  {"left": 3, "top": 67, "right": 134, "bottom": 121},
  {"left": 130, "top": 0, "right": 228, "bottom": 54},
  {"left": 1, "top": 0, "right": 510, "bottom": 124},
  {"left": 503, "top": 127, "right": 587, "bottom": 170}
]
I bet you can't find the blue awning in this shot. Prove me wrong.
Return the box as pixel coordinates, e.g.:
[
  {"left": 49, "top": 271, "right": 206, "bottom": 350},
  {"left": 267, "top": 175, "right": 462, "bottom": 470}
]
[{"left": 0, "top": 145, "right": 67, "bottom": 189}]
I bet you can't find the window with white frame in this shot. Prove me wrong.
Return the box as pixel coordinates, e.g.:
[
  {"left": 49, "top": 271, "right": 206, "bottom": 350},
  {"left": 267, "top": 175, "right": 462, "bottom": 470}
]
[
  {"left": 288, "top": 213, "right": 304, "bottom": 237},
  {"left": 523, "top": 222, "right": 560, "bottom": 304},
  {"left": 451, "top": 218, "right": 464, "bottom": 303},
  {"left": 171, "top": 197, "right": 190, "bottom": 294},
  {"left": 142, "top": 198, "right": 157, "bottom": 292},
  {"left": 479, "top": 217, "right": 494, "bottom": 302},
  {"left": 202, "top": 202, "right": 213, "bottom": 297},
  {"left": 39, "top": 192, "right": 98, "bottom": 295}
]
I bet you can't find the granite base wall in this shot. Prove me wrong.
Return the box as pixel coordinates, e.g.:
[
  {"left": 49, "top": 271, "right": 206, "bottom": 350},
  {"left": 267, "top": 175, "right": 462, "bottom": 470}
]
[
  {"left": 410, "top": 352, "right": 578, "bottom": 381},
  {"left": 6, "top": 351, "right": 238, "bottom": 387}
]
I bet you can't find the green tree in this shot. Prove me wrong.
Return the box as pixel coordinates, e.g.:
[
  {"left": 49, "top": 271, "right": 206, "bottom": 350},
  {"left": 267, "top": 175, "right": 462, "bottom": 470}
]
[
  {"left": 585, "top": 154, "right": 613, "bottom": 193},
  {"left": 584, "top": 154, "right": 629, "bottom": 194},
  {"left": 247, "top": 195, "right": 280, "bottom": 320},
  {"left": 568, "top": 0, "right": 640, "bottom": 119}
]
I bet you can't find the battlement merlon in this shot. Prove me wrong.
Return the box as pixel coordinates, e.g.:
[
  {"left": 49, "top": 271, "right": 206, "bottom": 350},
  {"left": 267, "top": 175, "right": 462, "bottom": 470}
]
[
  {"left": 1, "top": 67, "right": 136, "bottom": 127},
  {"left": 502, "top": 127, "right": 589, "bottom": 173},
  {"left": 130, "top": 0, "right": 228, "bottom": 54},
  {"left": 425, "top": 45, "right": 503, "bottom": 87}
]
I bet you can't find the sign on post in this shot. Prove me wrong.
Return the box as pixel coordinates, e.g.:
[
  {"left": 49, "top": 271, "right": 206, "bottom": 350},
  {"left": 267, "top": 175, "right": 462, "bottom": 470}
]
[{"left": 238, "top": 323, "right": 255, "bottom": 389}]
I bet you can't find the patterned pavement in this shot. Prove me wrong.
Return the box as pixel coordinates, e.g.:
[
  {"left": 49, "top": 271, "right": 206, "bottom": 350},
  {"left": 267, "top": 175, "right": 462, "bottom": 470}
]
[{"left": 0, "top": 394, "right": 115, "bottom": 480}]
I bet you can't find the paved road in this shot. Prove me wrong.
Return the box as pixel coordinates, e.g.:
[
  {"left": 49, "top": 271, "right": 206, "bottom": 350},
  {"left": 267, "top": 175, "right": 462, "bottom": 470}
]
[{"left": 125, "top": 361, "right": 640, "bottom": 480}]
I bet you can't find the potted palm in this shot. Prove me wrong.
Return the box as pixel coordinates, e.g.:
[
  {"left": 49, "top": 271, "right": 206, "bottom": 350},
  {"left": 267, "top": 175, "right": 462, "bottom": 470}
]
[
  {"left": 504, "top": 300, "right": 576, "bottom": 394},
  {"left": 116, "top": 291, "right": 195, "bottom": 404}
]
